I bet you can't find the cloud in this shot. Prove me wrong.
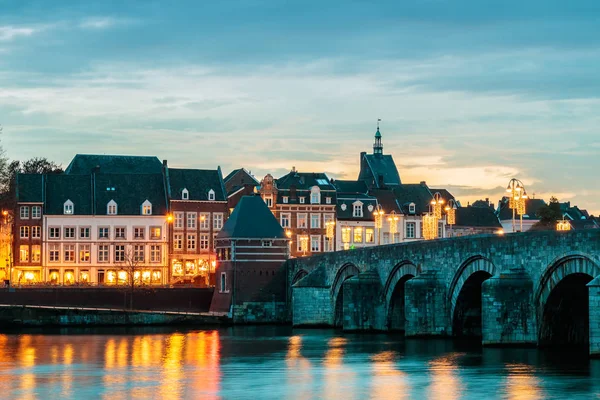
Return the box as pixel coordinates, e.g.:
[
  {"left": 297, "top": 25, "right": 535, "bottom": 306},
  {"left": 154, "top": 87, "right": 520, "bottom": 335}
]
[
  {"left": 78, "top": 17, "right": 133, "bottom": 30},
  {"left": 0, "top": 26, "right": 37, "bottom": 41}
]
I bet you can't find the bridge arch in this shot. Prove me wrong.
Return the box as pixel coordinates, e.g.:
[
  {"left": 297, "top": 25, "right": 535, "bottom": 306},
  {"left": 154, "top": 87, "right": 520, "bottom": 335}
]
[
  {"left": 384, "top": 261, "right": 418, "bottom": 331},
  {"left": 332, "top": 263, "right": 361, "bottom": 328},
  {"left": 536, "top": 254, "right": 600, "bottom": 347},
  {"left": 449, "top": 256, "right": 497, "bottom": 337},
  {"left": 291, "top": 269, "right": 309, "bottom": 285}
]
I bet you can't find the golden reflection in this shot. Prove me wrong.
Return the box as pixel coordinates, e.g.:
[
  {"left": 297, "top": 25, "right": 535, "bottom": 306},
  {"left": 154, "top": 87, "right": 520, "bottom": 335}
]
[
  {"left": 18, "top": 335, "right": 36, "bottom": 400},
  {"left": 370, "top": 351, "right": 409, "bottom": 400},
  {"left": 62, "top": 344, "right": 74, "bottom": 398},
  {"left": 185, "top": 331, "right": 221, "bottom": 398},
  {"left": 103, "top": 338, "right": 127, "bottom": 400},
  {"left": 159, "top": 333, "right": 185, "bottom": 400},
  {"left": 428, "top": 354, "right": 463, "bottom": 400},
  {"left": 504, "top": 363, "right": 542, "bottom": 400},
  {"left": 286, "top": 335, "right": 313, "bottom": 400},
  {"left": 324, "top": 337, "right": 355, "bottom": 399},
  {"left": 131, "top": 336, "right": 155, "bottom": 400}
]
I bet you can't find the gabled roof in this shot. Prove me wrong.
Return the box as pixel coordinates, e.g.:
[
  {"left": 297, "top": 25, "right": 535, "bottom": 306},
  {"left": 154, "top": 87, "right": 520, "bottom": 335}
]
[
  {"left": 498, "top": 197, "right": 546, "bottom": 220},
  {"left": 94, "top": 173, "right": 168, "bottom": 215},
  {"left": 16, "top": 174, "right": 44, "bottom": 203},
  {"left": 393, "top": 184, "right": 434, "bottom": 214},
  {"left": 65, "top": 154, "right": 163, "bottom": 175},
  {"left": 455, "top": 206, "right": 502, "bottom": 228},
  {"left": 336, "top": 196, "right": 378, "bottom": 221},
  {"left": 45, "top": 174, "right": 93, "bottom": 215},
  {"left": 359, "top": 154, "right": 402, "bottom": 188},
  {"left": 429, "top": 188, "right": 455, "bottom": 203},
  {"left": 223, "top": 168, "right": 241, "bottom": 183},
  {"left": 224, "top": 168, "right": 259, "bottom": 195},
  {"left": 217, "top": 196, "right": 286, "bottom": 239},
  {"left": 276, "top": 171, "right": 336, "bottom": 191},
  {"left": 333, "top": 179, "right": 369, "bottom": 195},
  {"left": 369, "top": 189, "right": 401, "bottom": 214},
  {"left": 168, "top": 168, "right": 227, "bottom": 201}
]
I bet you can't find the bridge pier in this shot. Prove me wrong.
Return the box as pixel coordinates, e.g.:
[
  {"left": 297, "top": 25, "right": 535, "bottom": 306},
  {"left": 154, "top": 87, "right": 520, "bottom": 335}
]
[
  {"left": 588, "top": 277, "right": 600, "bottom": 357},
  {"left": 481, "top": 268, "right": 536, "bottom": 346},
  {"left": 291, "top": 267, "right": 332, "bottom": 327},
  {"left": 405, "top": 270, "right": 450, "bottom": 336},
  {"left": 342, "top": 271, "right": 386, "bottom": 331}
]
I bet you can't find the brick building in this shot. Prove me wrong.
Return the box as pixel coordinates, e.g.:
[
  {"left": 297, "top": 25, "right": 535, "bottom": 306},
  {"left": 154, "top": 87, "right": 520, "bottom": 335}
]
[{"left": 223, "top": 168, "right": 259, "bottom": 214}]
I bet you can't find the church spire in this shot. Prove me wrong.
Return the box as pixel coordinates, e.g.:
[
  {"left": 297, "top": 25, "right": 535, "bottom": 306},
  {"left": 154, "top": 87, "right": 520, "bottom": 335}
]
[{"left": 373, "top": 118, "right": 383, "bottom": 156}]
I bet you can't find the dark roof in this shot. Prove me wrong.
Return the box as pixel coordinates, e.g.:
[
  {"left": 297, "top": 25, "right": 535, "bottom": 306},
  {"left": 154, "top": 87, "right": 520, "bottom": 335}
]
[
  {"left": 429, "top": 188, "right": 455, "bottom": 203},
  {"left": 223, "top": 168, "right": 241, "bottom": 183},
  {"left": 94, "top": 174, "right": 168, "bottom": 215},
  {"left": 498, "top": 197, "right": 546, "bottom": 220},
  {"left": 16, "top": 174, "right": 44, "bottom": 203},
  {"left": 359, "top": 154, "right": 402, "bottom": 188},
  {"left": 65, "top": 154, "right": 163, "bottom": 175},
  {"left": 45, "top": 174, "right": 93, "bottom": 215},
  {"left": 455, "top": 206, "right": 502, "bottom": 228},
  {"left": 369, "top": 189, "right": 400, "bottom": 213},
  {"left": 336, "top": 196, "right": 378, "bottom": 221},
  {"left": 168, "top": 168, "right": 227, "bottom": 202},
  {"left": 393, "top": 184, "right": 434, "bottom": 214},
  {"left": 472, "top": 199, "right": 494, "bottom": 209},
  {"left": 224, "top": 168, "right": 259, "bottom": 195},
  {"left": 217, "top": 196, "right": 286, "bottom": 239},
  {"left": 568, "top": 219, "right": 600, "bottom": 230},
  {"left": 333, "top": 180, "right": 369, "bottom": 195},
  {"left": 276, "top": 171, "right": 336, "bottom": 191}
]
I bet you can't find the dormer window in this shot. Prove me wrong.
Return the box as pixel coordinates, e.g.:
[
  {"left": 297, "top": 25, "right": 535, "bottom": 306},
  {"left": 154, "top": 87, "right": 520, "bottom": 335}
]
[
  {"left": 107, "top": 200, "right": 118, "bottom": 215},
  {"left": 141, "top": 200, "right": 152, "bottom": 215},
  {"left": 299, "top": 197, "right": 305, "bottom": 204},
  {"left": 283, "top": 196, "right": 289, "bottom": 204},
  {"left": 408, "top": 203, "right": 416, "bottom": 214},
  {"left": 182, "top": 188, "right": 189, "bottom": 200},
  {"left": 310, "top": 186, "right": 321, "bottom": 204},
  {"left": 353, "top": 201, "right": 364, "bottom": 218},
  {"left": 63, "top": 200, "right": 74, "bottom": 215},
  {"left": 208, "top": 189, "right": 215, "bottom": 201}
]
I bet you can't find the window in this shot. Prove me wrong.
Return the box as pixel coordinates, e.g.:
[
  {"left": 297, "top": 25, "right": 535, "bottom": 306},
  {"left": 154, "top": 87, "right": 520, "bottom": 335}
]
[
  {"left": 280, "top": 213, "right": 291, "bottom": 228},
  {"left": 64, "top": 200, "right": 74, "bottom": 215},
  {"left": 63, "top": 244, "right": 75, "bottom": 262},
  {"left": 49, "top": 244, "right": 60, "bottom": 262},
  {"left": 64, "top": 227, "right": 75, "bottom": 239},
  {"left": 107, "top": 200, "right": 117, "bottom": 215},
  {"left": 19, "top": 245, "right": 29, "bottom": 262},
  {"left": 394, "top": 232, "right": 401, "bottom": 243},
  {"left": 174, "top": 212, "right": 184, "bottom": 229},
  {"left": 79, "top": 245, "right": 90, "bottom": 262},
  {"left": 262, "top": 240, "right": 273, "bottom": 247},
  {"left": 198, "top": 213, "right": 210, "bottom": 230},
  {"left": 173, "top": 234, "right": 183, "bottom": 250},
  {"left": 31, "top": 245, "right": 41, "bottom": 262},
  {"left": 134, "top": 227, "right": 145, "bottom": 240},
  {"left": 150, "top": 245, "right": 161, "bottom": 263},
  {"left": 354, "top": 227, "right": 363, "bottom": 243},
  {"left": 31, "top": 206, "right": 41, "bottom": 219},
  {"left": 264, "top": 195, "right": 273, "bottom": 207},
  {"left": 187, "top": 212, "right": 197, "bottom": 229},
  {"left": 324, "top": 236, "right": 333, "bottom": 252},
  {"left": 98, "top": 245, "right": 109, "bottom": 263},
  {"left": 208, "top": 189, "right": 216, "bottom": 201},
  {"left": 438, "top": 222, "right": 444, "bottom": 239},
  {"left": 30, "top": 226, "right": 41, "bottom": 239},
  {"left": 49, "top": 227, "right": 60, "bottom": 239},
  {"left": 182, "top": 188, "right": 189, "bottom": 200},
  {"left": 365, "top": 228, "right": 375, "bottom": 243},
  {"left": 326, "top": 197, "right": 332, "bottom": 204},
  {"left": 80, "top": 270, "right": 90, "bottom": 284},
  {"left": 213, "top": 213, "right": 224, "bottom": 230},
  {"left": 114, "top": 245, "right": 125, "bottom": 262},
  {"left": 297, "top": 235, "right": 308, "bottom": 253},
  {"left": 150, "top": 227, "right": 161, "bottom": 239},
  {"left": 220, "top": 272, "right": 227, "bottom": 293},
  {"left": 283, "top": 196, "right": 289, "bottom": 204},
  {"left": 79, "top": 227, "right": 90, "bottom": 239},
  {"left": 299, "top": 197, "right": 305, "bottom": 204},
  {"left": 141, "top": 200, "right": 152, "bottom": 215},
  {"left": 310, "top": 235, "right": 320, "bottom": 252},
  {"left": 115, "top": 227, "right": 126, "bottom": 240},
  {"left": 406, "top": 222, "right": 416, "bottom": 239},
  {"left": 98, "top": 227, "right": 110, "bottom": 239},
  {"left": 310, "top": 214, "right": 320, "bottom": 229},
  {"left": 134, "top": 245, "right": 145, "bottom": 262},
  {"left": 310, "top": 187, "right": 321, "bottom": 204},
  {"left": 187, "top": 234, "right": 196, "bottom": 251},
  {"left": 353, "top": 203, "right": 363, "bottom": 217},
  {"left": 20, "top": 226, "right": 29, "bottom": 239},
  {"left": 20, "top": 206, "right": 29, "bottom": 219},
  {"left": 297, "top": 213, "right": 307, "bottom": 228},
  {"left": 324, "top": 213, "right": 335, "bottom": 225},
  {"left": 408, "top": 203, "right": 416, "bottom": 214},
  {"left": 200, "top": 234, "right": 209, "bottom": 251},
  {"left": 383, "top": 232, "right": 390, "bottom": 244}
]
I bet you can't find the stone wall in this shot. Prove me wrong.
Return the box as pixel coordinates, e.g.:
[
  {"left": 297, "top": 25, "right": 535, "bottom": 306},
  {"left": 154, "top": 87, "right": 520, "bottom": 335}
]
[
  {"left": 232, "top": 301, "right": 287, "bottom": 324},
  {"left": 292, "top": 286, "right": 331, "bottom": 326}
]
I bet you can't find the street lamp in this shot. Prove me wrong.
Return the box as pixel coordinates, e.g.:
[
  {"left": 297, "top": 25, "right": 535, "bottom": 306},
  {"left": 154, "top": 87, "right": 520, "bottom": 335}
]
[
  {"left": 373, "top": 204, "right": 385, "bottom": 245},
  {"left": 285, "top": 229, "right": 293, "bottom": 257},
  {"left": 387, "top": 211, "right": 399, "bottom": 244},
  {"left": 431, "top": 192, "right": 445, "bottom": 220},
  {"left": 325, "top": 220, "right": 336, "bottom": 252},
  {"left": 506, "top": 178, "right": 528, "bottom": 232},
  {"left": 299, "top": 235, "right": 309, "bottom": 256},
  {"left": 341, "top": 226, "right": 351, "bottom": 250},
  {"left": 445, "top": 199, "right": 457, "bottom": 237}
]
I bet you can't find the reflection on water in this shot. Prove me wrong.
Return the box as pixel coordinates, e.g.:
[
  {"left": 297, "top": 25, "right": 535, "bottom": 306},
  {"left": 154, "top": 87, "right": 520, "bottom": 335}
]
[{"left": 0, "top": 327, "right": 597, "bottom": 399}]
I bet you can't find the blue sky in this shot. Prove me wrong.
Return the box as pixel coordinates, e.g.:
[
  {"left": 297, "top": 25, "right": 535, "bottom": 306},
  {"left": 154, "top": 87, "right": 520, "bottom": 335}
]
[{"left": 1, "top": 1, "right": 599, "bottom": 213}]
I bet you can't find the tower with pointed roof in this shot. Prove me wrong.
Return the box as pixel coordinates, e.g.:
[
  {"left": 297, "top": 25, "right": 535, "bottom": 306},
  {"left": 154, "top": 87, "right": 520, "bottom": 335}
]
[
  {"left": 373, "top": 121, "right": 383, "bottom": 156},
  {"left": 358, "top": 121, "right": 401, "bottom": 189}
]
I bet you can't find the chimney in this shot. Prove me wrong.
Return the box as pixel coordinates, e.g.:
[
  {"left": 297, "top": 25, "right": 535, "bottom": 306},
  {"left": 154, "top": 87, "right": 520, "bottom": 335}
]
[
  {"left": 163, "top": 159, "right": 168, "bottom": 167},
  {"left": 420, "top": 181, "right": 426, "bottom": 187}
]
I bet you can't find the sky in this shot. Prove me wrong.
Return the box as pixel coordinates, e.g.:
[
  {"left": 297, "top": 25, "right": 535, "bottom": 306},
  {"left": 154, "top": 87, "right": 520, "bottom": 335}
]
[{"left": 0, "top": 1, "right": 599, "bottom": 214}]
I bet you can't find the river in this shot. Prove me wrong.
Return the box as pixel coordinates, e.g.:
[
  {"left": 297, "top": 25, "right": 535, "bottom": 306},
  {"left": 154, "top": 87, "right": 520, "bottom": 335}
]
[{"left": 0, "top": 326, "right": 598, "bottom": 399}]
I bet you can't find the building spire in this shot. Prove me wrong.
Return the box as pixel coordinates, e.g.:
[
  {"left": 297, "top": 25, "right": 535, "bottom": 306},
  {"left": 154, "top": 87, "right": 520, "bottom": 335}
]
[{"left": 373, "top": 118, "right": 383, "bottom": 156}]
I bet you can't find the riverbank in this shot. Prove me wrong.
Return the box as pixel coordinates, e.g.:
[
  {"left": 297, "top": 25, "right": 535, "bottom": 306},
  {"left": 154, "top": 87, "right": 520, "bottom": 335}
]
[{"left": 0, "top": 304, "right": 229, "bottom": 329}]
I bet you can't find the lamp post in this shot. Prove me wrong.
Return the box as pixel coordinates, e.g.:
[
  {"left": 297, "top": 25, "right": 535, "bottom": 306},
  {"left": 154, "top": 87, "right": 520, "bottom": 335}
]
[
  {"left": 387, "top": 211, "right": 399, "bottom": 244},
  {"left": 166, "top": 214, "right": 173, "bottom": 284},
  {"left": 506, "top": 179, "right": 528, "bottom": 232},
  {"left": 285, "top": 229, "right": 293, "bottom": 257},
  {"left": 444, "top": 199, "right": 457, "bottom": 238},
  {"left": 341, "top": 226, "right": 351, "bottom": 250},
  {"left": 431, "top": 192, "right": 445, "bottom": 220},
  {"left": 325, "top": 220, "right": 336, "bottom": 252},
  {"left": 373, "top": 204, "right": 385, "bottom": 245}
]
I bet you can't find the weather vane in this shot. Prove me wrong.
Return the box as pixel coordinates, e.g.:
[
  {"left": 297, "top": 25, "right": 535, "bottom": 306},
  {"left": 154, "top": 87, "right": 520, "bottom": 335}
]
[{"left": 377, "top": 118, "right": 381, "bottom": 129}]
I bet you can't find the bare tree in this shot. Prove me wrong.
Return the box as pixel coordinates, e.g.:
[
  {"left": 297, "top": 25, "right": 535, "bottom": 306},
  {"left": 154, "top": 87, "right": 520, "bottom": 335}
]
[{"left": 119, "top": 247, "right": 144, "bottom": 309}]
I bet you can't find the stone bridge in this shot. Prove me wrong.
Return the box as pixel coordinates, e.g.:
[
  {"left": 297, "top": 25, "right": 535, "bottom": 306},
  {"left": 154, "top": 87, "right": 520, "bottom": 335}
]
[{"left": 286, "top": 230, "right": 600, "bottom": 355}]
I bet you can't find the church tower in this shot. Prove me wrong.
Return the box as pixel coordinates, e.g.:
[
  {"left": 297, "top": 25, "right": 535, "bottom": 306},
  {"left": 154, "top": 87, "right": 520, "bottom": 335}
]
[{"left": 373, "top": 120, "right": 383, "bottom": 156}]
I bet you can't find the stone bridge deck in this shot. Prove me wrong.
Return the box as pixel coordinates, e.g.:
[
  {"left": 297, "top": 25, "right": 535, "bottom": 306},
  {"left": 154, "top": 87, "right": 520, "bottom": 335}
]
[{"left": 286, "top": 230, "right": 600, "bottom": 355}]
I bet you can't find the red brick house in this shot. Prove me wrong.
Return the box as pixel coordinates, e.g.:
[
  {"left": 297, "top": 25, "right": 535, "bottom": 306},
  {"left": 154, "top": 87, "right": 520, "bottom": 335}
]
[{"left": 223, "top": 168, "right": 259, "bottom": 214}]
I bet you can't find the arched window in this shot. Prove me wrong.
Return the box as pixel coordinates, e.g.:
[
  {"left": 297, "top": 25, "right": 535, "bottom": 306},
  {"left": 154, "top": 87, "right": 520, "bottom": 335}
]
[
  {"left": 408, "top": 203, "right": 416, "bottom": 214},
  {"left": 63, "top": 199, "right": 74, "bottom": 215},
  {"left": 310, "top": 186, "right": 321, "bottom": 204},
  {"left": 352, "top": 201, "right": 363, "bottom": 218},
  {"left": 107, "top": 200, "right": 118, "bottom": 215},
  {"left": 182, "top": 188, "right": 189, "bottom": 200},
  {"left": 141, "top": 200, "right": 152, "bottom": 215}
]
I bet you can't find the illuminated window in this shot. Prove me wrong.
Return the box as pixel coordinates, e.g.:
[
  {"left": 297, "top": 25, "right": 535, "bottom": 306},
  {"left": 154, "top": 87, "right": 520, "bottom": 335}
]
[
  {"left": 106, "top": 270, "right": 117, "bottom": 284},
  {"left": 213, "top": 213, "right": 224, "bottom": 230},
  {"left": 20, "top": 206, "right": 29, "bottom": 219},
  {"left": 185, "top": 260, "right": 197, "bottom": 275},
  {"left": 80, "top": 270, "right": 90, "bottom": 284},
  {"left": 187, "top": 212, "right": 197, "bottom": 229},
  {"left": 172, "top": 260, "right": 183, "bottom": 276},
  {"left": 20, "top": 226, "right": 29, "bottom": 239},
  {"left": 98, "top": 244, "right": 109, "bottom": 262},
  {"left": 152, "top": 270, "right": 162, "bottom": 284},
  {"left": 31, "top": 206, "right": 41, "bottom": 219},
  {"left": 365, "top": 228, "right": 375, "bottom": 243},
  {"left": 353, "top": 227, "right": 363, "bottom": 243},
  {"left": 174, "top": 212, "right": 184, "bottom": 229},
  {"left": 141, "top": 200, "right": 152, "bottom": 215},
  {"left": 64, "top": 200, "right": 74, "bottom": 215},
  {"left": 63, "top": 244, "right": 75, "bottom": 262},
  {"left": 79, "top": 244, "right": 90, "bottom": 262},
  {"left": 31, "top": 245, "right": 41, "bottom": 262},
  {"left": 200, "top": 213, "right": 210, "bottom": 230},
  {"left": 48, "top": 269, "right": 59, "bottom": 284},
  {"left": 64, "top": 270, "right": 75, "bottom": 285},
  {"left": 150, "top": 227, "right": 161, "bottom": 239},
  {"left": 297, "top": 213, "right": 307, "bottom": 228},
  {"left": 19, "top": 245, "right": 29, "bottom": 262},
  {"left": 117, "top": 270, "right": 127, "bottom": 284}
]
